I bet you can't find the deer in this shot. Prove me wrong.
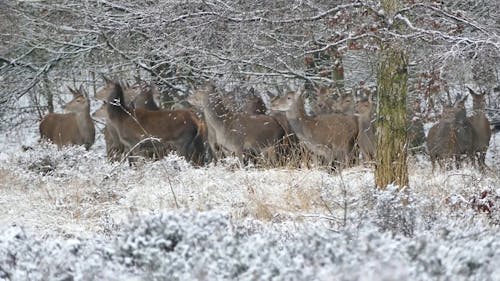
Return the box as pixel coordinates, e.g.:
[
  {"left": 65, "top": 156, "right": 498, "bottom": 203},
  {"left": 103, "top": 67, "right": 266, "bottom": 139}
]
[
  {"left": 270, "top": 89, "right": 359, "bottom": 169},
  {"left": 188, "top": 82, "right": 287, "bottom": 165},
  {"left": 312, "top": 87, "right": 355, "bottom": 115},
  {"left": 242, "top": 88, "right": 267, "bottom": 115},
  {"left": 95, "top": 77, "right": 165, "bottom": 161},
  {"left": 466, "top": 87, "right": 491, "bottom": 168},
  {"left": 426, "top": 95, "right": 474, "bottom": 171},
  {"left": 131, "top": 83, "right": 161, "bottom": 111},
  {"left": 103, "top": 80, "right": 204, "bottom": 165},
  {"left": 39, "top": 85, "right": 95, "bottom": 150},
  {"left": 96, "top": 76, "right": 160, "bottom": 109}
]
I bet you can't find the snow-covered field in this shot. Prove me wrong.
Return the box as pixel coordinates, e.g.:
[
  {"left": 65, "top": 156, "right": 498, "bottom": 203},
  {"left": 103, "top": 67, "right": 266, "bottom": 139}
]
[{"left": 1, "top": 121, "right": 500, "bottom": 280}]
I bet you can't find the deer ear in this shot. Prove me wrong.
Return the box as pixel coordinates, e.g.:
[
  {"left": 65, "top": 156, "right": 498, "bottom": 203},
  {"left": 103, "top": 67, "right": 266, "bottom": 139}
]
[
  {"left": 457, "top": 94, "right": 468, "bottom": 107},
  {"left": 467, "top": 87, "right": 477, "bottom": 97},
  {"left": 296, "top": 88, "right": 305, "bottom": 98},
  {"left": 79, "top": 85, "right": 89, "bottom": 98},
  {"left": 204, "top": 81, "right": 216, "bottom": 92},
  {"left": 102, "top": 74, "right": 112, "bottom": 84},
  {"left": 150, "top": 82, "right": 160, "bottom": 96},
  {"left": 67, "top": 86, "right": 77, "bottom": 96}
]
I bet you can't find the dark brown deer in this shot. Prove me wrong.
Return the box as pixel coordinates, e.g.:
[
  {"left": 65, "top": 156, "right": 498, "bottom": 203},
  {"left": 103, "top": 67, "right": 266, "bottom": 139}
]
[
  {"left": 467, "top": 87, "right": 491, "bottom": 168},
  {"left": 426, "top": 95, "right": 474, "bottom": 171},
  {"left": 95, "top": 77, "right": 163, "bottom": 161},
  {"left": 39, "top": 85, "right": 95, "bottom": 150},
  {"left": 271, "top": 89, "right": 359, "bottom": 169},
  {"left": 104, "top": 80, "right": 204, "bottom": 165},
  {"left": 96, "top": 76, "right": 160, "bottom": 109},
  {"left": 188, "top": 83, "right": 287, "bottom": 164}
]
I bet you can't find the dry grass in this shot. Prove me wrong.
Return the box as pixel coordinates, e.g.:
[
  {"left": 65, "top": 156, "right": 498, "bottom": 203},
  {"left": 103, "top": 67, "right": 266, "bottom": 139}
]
[{"left": 1, "top": 129, "right": 499, "bottom": 238}]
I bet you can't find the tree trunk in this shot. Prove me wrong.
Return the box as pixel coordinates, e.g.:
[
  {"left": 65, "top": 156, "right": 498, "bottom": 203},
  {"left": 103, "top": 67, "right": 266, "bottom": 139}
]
[
  {"left": 42, "top": 73, "right": 54, "bottom": 113},
  {"left": 374, "top": 0, "right": 409, "bottom": 190},
  {"left": 375, "top": 44, "right": 409, "bottom": 189}
]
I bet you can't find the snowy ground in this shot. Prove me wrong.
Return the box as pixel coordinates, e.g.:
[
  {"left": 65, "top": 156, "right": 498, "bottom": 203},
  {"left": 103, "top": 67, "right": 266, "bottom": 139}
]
[{"left": 1, "top": 121, "right": 500, "bottom": 280}]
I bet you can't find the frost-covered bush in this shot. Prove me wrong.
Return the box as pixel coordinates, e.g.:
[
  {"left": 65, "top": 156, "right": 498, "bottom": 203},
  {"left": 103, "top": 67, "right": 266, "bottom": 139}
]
[
  {"left": 0, "top": 226, "right": 133, "bottom": 281},
  {"left": 1, "top": 211, "right": 500, "bottom": 281},
  {"left": 108, "top": 210, "right": 500, "bottom": 281},
  {"left": 373, "top": 185, "right": 416, "bottom": 237},
  {"left": 10, "top": 143, "right": 112, "bottom": 180}
]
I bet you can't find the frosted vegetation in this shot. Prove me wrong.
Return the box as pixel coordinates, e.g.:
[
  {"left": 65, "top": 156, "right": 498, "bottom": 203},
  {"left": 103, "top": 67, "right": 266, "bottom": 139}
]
[{"left": 1, "top": 123, "right": 499, "bottom": 280}]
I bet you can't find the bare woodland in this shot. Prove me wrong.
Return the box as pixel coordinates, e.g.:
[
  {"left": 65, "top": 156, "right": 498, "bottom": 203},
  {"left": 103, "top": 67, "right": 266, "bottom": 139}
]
[{"left": 1, "top": 0, "right": 499, "bottom": 187}]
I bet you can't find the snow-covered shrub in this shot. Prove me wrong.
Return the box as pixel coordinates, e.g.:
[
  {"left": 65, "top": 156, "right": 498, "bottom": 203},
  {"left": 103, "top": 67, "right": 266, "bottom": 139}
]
[
  {"left": 1, "top": 211, "right": 500, "bottom": 281},
  {"left": 0, "top": 226, "right": 134, "bottom": 281},
  {"left": 373, "top": 185, "right": 416, "bottom": 237}
]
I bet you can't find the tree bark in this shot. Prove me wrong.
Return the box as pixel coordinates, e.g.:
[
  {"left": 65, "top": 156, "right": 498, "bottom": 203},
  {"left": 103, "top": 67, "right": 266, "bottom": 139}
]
[
  {"left": 374, "top": 41, "right": 409, "bottom": 189},
  {"left": 42, "top": 73, "right": 54, "bottom": 113}
]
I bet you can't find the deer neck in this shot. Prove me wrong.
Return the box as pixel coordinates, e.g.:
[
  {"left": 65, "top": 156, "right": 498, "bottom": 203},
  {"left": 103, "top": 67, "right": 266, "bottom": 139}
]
[
  {"left": 358, "top": 110, "right": 374, "bottom": 131},
  {"left": 107, "top": 87, "right": 129, "bottom": 123},
  {"left": 285, "top": 95, "right": 311, "bottom": 137},
  {"left": 74, "top": 106, "right": 95, "bottom": 147},
  {"left": 204, "top": 94, "right": 235, "bottom": 128},
  {"left": 471, "top": 103, "right": 486, "bottom": 116}
]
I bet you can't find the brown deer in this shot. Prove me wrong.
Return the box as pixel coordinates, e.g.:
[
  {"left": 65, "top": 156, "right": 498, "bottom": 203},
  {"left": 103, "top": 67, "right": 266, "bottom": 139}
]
[
  {"left": 426, "top": 95, "right": 474, "bottom": 171},
  {"left": 188, "top": 82, "right": 287, "bottom": 164},
  {"left": 104, "top": 80, "right": 204, "bottom": 165},
  {"left": 39, "top": 85, "right": 95, "bottom": 150},
  {"left": 95, "top": 77, "right": 164, "bottom": 161},
  {"left": 467, "top": 87, "right": 491, "bottom": 168},
  {"left": 270, "top": 89, "right": 359, "bottom": 169}
]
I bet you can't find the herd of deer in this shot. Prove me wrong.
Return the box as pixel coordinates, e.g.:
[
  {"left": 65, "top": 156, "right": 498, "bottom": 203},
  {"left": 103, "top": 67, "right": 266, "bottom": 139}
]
[
  {"left": 38, "top": 77, "right": 493, "bottom": 171},
  {"left": 427, "top": 88, "right": 492, "bottom": 171}
]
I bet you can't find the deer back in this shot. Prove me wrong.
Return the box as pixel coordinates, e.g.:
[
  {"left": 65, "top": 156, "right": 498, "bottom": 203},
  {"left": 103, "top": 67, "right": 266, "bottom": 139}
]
[{"left": 242, "top": 92, "right": 267, "bottom": 115}]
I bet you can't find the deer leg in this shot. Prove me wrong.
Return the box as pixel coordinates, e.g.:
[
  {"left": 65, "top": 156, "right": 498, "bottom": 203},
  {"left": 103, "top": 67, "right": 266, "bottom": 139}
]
[
  {"left": 438, "top": 158, "right": 444, "bottom": 171},
  {"left": 479, "top": 152, "right": 487, "bottom": 170},
  {"left": 454, "top": 155, "right": 462, "bottom": 169}
]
